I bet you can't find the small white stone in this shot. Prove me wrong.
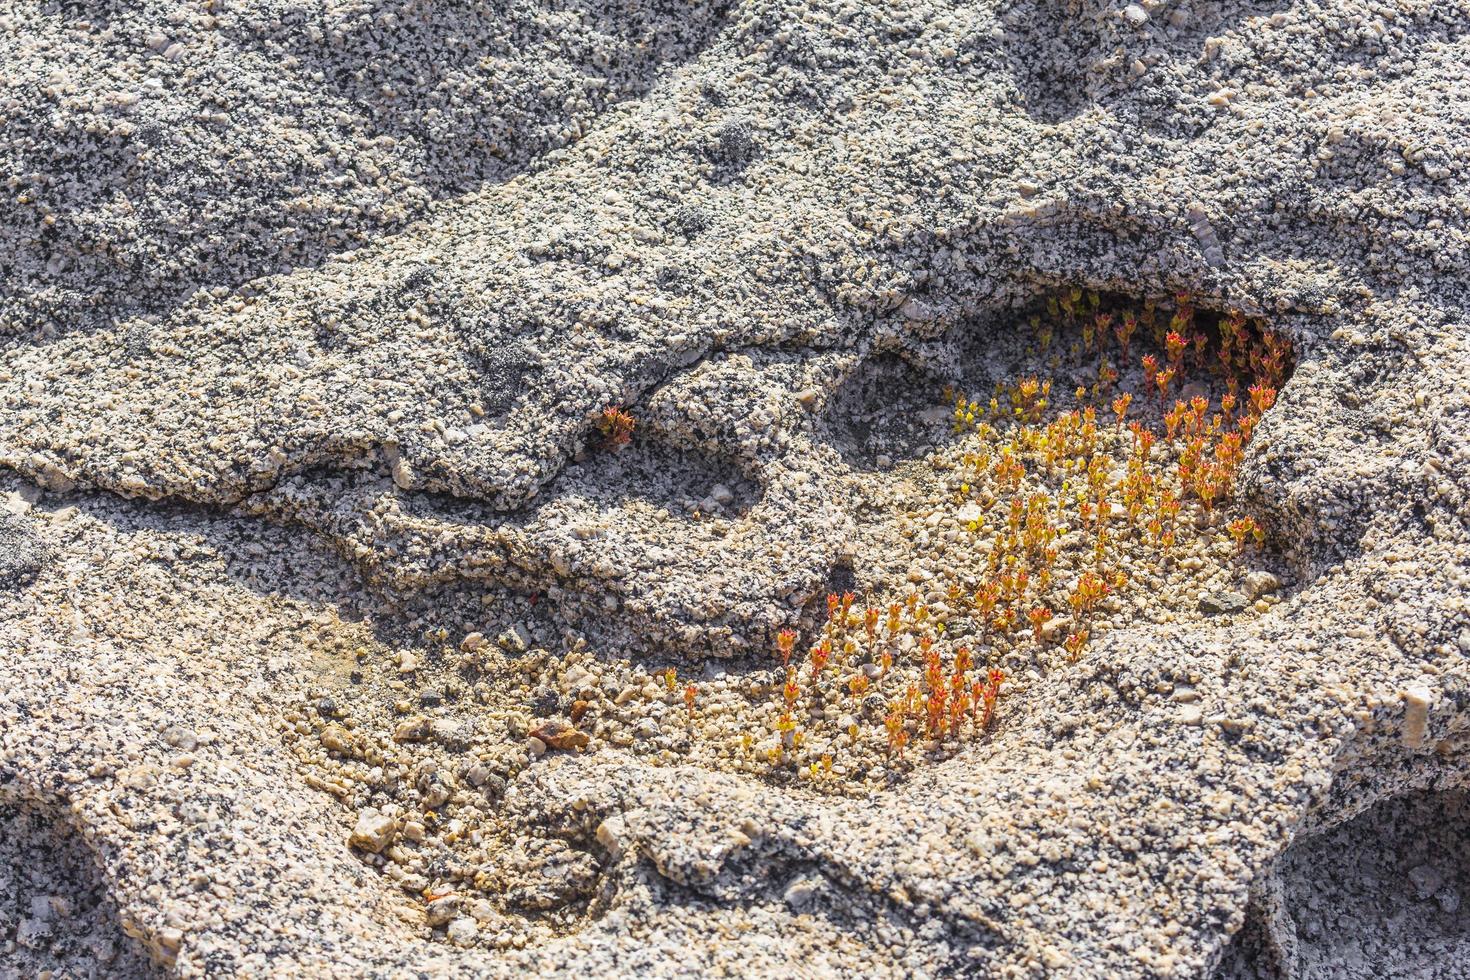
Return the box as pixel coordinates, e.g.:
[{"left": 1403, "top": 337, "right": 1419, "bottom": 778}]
[
  {"left": 1242, "top": 570, "right": 1281, "bottom": 597},
  {"left": 446, "top": 917, "right": 478, "bottom": 946},
  {"left": 1403, "top": 685, "right": 1433, "bottom": 747},
  {"left": 349, "top": 809, "right": 397, "bottom": 853},
  {"left": 596, "top": 815, "right": 627, "bottom": 860},
  {"left": 391, "top": 455, "right": 414, "bottom": 490},
  {"left": 783, "top": 875, "right": 823, "bottom": 908}
]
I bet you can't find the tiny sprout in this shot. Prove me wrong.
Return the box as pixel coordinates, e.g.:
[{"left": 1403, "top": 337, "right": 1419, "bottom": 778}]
[
  {"left": 776, "top": 712, "right": 798, "bottom": 749},
  {"left": 849, "top": 674, "right": 870, "bottom": 699},
  {"left": 1115, "top": 311, "right": 1137, "bottom": 356},
  {"left": 1063, "top": 631, "right": 1089, "bottom": 660},
  {"left": 1249, "top": 383, "right": 1277, "bottom": 415},
  {"left": 1228, "top": 515, "right": 1262, "bottom": 552},
  {"left": 1165, "top": 330, "right": 1187, "bottom": 365},
  {"left": 663, "top": 668, "right": 678, "bottom": 691},
  {"left": 776, "top": 628, "right": 798, "bottom": 666},
  {"left": 885, "top": 708, "right": 908, "bottom": 759},
  {"left": 684, "top": 684, "right": 698, "bottom": 717},
  {"left": 978, "top": 668, "right": 1003, "bottom": 729},
  {"left": 1111, "top": 392, "right": 1132, "bottom": 427},
  {"left": 1155, "top": 367, "right": 1175, "bottom": 401},
  {"left": 597, "top": 406, "right": 636, "bottom": 448},
  {"left": 810, "top": 641, "right": 832, "bottom": 681},
  {"left": 1028, "top": 606, "right": 1053, "bottom": 641}
]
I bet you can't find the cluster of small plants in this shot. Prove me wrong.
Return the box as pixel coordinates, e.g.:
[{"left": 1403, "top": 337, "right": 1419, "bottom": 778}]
[
  {"left": 720, "top": 290, "right": 1292, "bottom": 780},
  {"left": 596, "top": 405, "right": 636, "bottom": 448}
]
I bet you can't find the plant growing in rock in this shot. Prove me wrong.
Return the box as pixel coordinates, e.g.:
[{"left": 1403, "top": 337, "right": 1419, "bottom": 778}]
[
  {"left": 667, "top": 288, "right": 1295, "bottom": 789},
  {"left": 596, "top": 406, "right": 636, "bottom": 448}
]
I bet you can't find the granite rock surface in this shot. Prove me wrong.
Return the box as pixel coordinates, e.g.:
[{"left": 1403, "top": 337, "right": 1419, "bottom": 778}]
[{"left": 3, "top": 0, "right": 1470, "bottom": 976}]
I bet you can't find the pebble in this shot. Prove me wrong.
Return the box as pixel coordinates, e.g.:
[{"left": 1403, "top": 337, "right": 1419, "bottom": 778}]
[
  {"left": 1408, "top": 864, "right": 1444, "bottom": 900},
  {"left": 1242, "top": 571, "right": 1281, "bottom": 598},
  {"left": 783, "top": 875, "right": 823, "bottom": 909},
  {"left": 349, "top": 809, "right": 397, "bottom": 854},
  {"left": 446, "top": 917, "right": 479, "bottom": 946},
  {"left": 497, "top": 626, "right": 530, "bottom": 653},
  {"left": 425, "top": 895, "right": 461, "bottom": 927},
  {"left": 1198, "top": 591, "right": 1248, "bottom": 614}
]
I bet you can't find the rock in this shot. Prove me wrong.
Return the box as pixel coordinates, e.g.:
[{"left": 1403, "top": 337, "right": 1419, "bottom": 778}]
[
  {"left": 348, "top": 809, "right": 397, "bottom": 854},
  {"left": 3, "top": 0, "right": 1470, "bottom": 976},
  {"left": 783, "top": 874, "right": 823, "bottom": 909},
  {"left": 596, "top": 815, "right": 627, "bottom": 860},
  {"left": 425, "top": 895, "right": 461, "bottom": 927},
  {"left": 497, "top": 625, "right": 530, "bottom": 653},
  {"left": 0, "top": 512, "right": 45, "bottom": 589},
  {"left": 1242, "top": 570, "right": 1281, "bottom": 598},
  {"left": 319, "top": 724, "right": 357, "bottom": 755},
  {"left": 1198, "top": 591, "right": 1248, "bottom": 615},
  {"left": 528, "top": 687, "right": 560, "bottom": 716},
  {"left": 446, "top": 917, "right": 479, "bottom": 947},
  {"left": 393, "top": 716, "right": 433, "bottom": 743},
  {"left": 1403, "top": 685, "right": 1433, "bottom": 747},
  {"left": 528, "top": 721, "right": 590, "bottom": 751},
  {"left": 1408, "top": 864, "right": 1444, "bottom": 900}
]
